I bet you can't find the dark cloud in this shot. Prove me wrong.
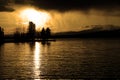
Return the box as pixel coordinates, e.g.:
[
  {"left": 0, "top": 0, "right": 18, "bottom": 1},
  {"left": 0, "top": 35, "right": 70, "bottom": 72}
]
[
  {"left": 0, "top": 0, "right": 14, "bottom": 12},
  {"left": 0, "top": 0, "right": 33, "bottom": 12},
  {"left": 31, "top": 0, "right": 120, "bottom": 11},
  {"left": 14, "top": 0, "right": 33, "bottom": 5},
  {"left": 0, "top": 0, "right": 120, "bottom": 12},
  {"left": 31, "top": 0, "right": 120, "bottom": 16},
  {"left": 0, "top": 6, "right": 14, "bottom": 12}
]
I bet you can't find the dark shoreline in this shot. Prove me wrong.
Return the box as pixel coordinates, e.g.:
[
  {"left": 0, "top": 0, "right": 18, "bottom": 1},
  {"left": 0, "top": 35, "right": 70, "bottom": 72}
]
[
  {"left": 1, "top": 37, "right": 120, "bottom": 44},
  {"left": 0, "top": 39, "right": 56, "bottom": 43}
]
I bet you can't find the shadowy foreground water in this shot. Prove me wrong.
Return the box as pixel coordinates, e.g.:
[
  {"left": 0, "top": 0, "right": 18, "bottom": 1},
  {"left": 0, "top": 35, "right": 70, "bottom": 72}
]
[{"left": 0, "top": 39, "right": 120, "bottom": 79}]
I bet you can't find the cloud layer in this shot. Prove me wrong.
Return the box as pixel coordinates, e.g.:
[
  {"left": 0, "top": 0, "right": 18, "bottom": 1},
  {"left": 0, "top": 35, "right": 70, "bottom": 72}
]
[
  {"left": 0, "top": 0, "right": 120, "bottom": 12},
  {"left": 0, "top": 0, "right": 14, "bottom": 12},
  {"left": 32, "top": 0, "right": 120, "bottom": 11}
]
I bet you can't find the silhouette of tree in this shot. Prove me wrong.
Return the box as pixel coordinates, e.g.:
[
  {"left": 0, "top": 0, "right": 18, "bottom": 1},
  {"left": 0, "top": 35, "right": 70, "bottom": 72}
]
[
  {"left": 0, "top": 27, "right": 4, "bottom": 42},
  {"left": 27, "top": 21, "right": 36, "bottom": 39},
  {"left": 40, "top": 27, "right": 51, "bottom": 40},
  {"left": 14, "top": 28, "right": 21, "bottom": 41},
  {"left": 45, "top": 27, "right": 51, "bottom": 39},
  {"left": 41, "top": 28, "right": 46, "bottom": 40}
]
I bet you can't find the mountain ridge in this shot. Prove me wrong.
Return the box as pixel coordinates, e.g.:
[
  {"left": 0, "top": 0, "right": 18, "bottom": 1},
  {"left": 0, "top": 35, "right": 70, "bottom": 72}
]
[{"left": 53, "top": 27, "right": 120, "bottom": 38}]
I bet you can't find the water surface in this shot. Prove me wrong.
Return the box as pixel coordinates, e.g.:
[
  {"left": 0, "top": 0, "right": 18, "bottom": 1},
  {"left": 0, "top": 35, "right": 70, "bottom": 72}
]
[{"left": 0, "top": 39, "right": 120, "bottom": 79}]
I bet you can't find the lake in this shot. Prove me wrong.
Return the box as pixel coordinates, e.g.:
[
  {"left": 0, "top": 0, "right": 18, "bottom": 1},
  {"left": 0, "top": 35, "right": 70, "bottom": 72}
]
[{"left": 0, "top": 38, "right": 120, "bottom": 79}]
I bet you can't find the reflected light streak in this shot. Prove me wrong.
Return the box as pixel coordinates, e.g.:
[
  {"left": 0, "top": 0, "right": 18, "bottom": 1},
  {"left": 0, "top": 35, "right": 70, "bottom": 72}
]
[{"left": 34, "top": 42, "right": 41, "bottom": 78}]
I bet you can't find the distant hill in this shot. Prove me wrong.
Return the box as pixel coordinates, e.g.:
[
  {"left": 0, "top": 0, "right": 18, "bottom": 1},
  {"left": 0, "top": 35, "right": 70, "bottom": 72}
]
[{"left": 52, "top": 27, "right": 120, "bottom": 38}]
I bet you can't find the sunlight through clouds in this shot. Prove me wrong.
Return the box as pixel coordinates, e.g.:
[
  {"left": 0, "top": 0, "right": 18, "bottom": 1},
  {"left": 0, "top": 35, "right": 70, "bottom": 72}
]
[{"left": 19, "top": 8, "right": 51, "bottom": 29}]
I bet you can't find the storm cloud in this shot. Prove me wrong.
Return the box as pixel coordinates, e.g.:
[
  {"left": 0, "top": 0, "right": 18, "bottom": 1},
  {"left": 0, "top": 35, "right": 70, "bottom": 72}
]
[
  {"left": 32, "top": 0, "right": 120, "bottom": 11},
  {"left": 0, "top": 0, "right": 120, "bottom": 12},
  {"left": 0, "top": 0, "right": 14, "bottom": 12},
  {"left": 0, "top": 0, "right": 120, "bottom": 34},
  {"left": 0, "top": 6, "right": 14, "bottom": 12}
]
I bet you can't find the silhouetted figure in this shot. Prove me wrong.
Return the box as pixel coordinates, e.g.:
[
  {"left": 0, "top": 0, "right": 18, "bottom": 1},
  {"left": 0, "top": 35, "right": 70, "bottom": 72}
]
[
  {"left": 41, "top": 28, "right": 46, "bottom": 40},
  {"left": 0, "top": 27, "right": 4, "bottom": 43},
  {"left": 46, "top": 27, "right": 51, "bottom": 40},
  {"left": 27, "top": 21, "right": 36, "bottom": 40}
]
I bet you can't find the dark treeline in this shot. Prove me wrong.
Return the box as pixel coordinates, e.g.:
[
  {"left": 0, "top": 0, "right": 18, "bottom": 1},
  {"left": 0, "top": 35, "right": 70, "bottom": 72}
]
[
  {"left": 1, "top": 23, "right": 120, "bottom": 43},
  {"left": 0, "top": 21, "right": 52, "bottom": 43},
  {"left": 0, "top": 27, "right": 4, "bottom": 43},
  {"left": 52, "top": 26, "right": 120, "bottom": 38},
  {"left": 13, "top": 21, "right": 51, "bottom": 41}
]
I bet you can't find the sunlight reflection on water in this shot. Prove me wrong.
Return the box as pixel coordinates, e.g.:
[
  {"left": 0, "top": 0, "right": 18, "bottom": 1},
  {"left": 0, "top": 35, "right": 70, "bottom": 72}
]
[
  {"left": 34, "top": 42, "right": 41, "bottom": 78},
  {"left": 0, "top": 39, "right": 120, "bottom": 79}
]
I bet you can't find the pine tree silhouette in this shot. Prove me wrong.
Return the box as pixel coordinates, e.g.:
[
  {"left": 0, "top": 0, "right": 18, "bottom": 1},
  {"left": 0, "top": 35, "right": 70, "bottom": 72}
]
[
  {"left": 0, "top": 27, "right": 4, "bottom": 42},
  {"left": 27, "top": 21, "right": 36, "bottom": 39},
  {"left": 41, "top": 28, "right": 46, "bottom": 40},
  {"left": 46, "top": 27, "right": 51, "bottom": 39}
]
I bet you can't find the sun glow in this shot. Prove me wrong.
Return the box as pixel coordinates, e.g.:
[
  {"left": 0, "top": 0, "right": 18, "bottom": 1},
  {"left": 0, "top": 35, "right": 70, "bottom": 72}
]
[{"left": 20, "top": 8, "right": 51, "bottom": 29}]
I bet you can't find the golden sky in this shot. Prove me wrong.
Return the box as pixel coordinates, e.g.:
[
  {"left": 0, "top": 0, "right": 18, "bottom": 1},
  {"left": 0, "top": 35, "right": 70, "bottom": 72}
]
[{"left": 0, "top": 0, "right": 120, "bottom": 34}]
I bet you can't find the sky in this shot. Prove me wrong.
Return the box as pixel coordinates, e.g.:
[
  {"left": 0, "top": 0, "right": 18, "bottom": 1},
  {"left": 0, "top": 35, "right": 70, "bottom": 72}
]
[{"left": 0, "top": 0, "right": 120, "bottom": 34}]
